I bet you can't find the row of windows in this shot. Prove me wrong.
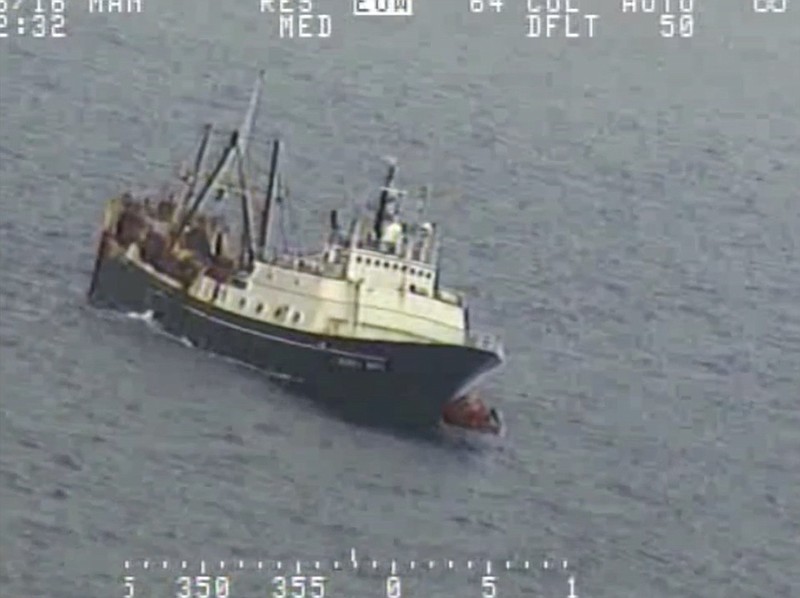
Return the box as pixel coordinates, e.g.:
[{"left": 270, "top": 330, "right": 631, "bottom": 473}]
[
  {"left": 249, "top": 298, "right": 303, "bottom": 324},
  {"left": 354, "top": 255, "right": 433, "bottom": 279},
  {"left": 216, "top": 289, "right": 303, "bottom": 324}
]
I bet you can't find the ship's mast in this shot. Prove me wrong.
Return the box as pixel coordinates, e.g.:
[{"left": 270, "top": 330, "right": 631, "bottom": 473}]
[
  {"left": 329, "top": 209, "right": 339, "bottom": 241},
  {"left": 179, "top": 123, "right": 212, "bottom": 215},
  {"left": 214, "top": 71, "right": 264, "bottom": 202},
  {"left": 234, "top": 145, "right": 256, "bottom": 269},
  {"left": 256, "top": 139, "right": 281, "bottom": 260},
  {"left": 172, "top": 130, "right": 239, "bottom": 245},
  {"left": 373, "top": 161, "right": 397, "bottom": 240}
]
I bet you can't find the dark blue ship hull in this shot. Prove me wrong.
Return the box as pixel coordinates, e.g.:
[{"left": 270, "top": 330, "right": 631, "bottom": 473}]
[{"left": 88, "top": 249, "right": 503, "bottom": 428}]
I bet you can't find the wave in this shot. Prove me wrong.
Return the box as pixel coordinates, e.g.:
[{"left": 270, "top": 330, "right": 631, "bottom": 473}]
[{"left": 125, "top": 309, "right": 154, "bottom": 323}]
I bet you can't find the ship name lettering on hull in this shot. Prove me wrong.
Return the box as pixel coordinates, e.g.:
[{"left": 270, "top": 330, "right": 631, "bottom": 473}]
[
  {"left": 333, "top": 356, "right": 387, "bottom": 371},
  {"left": 88, "top": 0, "right": 143, "bottom": 12},
  {"left": 335, "top": 357, "right": 363, "bottom": 369}
]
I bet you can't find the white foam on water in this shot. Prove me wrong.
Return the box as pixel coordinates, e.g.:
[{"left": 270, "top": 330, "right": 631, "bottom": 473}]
[{"left": 125, "top": 309, "right": 154, "bottom": 323}]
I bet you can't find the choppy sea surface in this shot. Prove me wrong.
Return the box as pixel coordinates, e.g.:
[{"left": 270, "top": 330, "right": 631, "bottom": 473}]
[{"left": 1, "top": 3, "right": 798, "bottom": 597}]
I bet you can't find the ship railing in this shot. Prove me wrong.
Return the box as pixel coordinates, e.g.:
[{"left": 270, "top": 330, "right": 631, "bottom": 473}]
[{"left": 466, "top": 330, "right": 505, "bottom": 358}]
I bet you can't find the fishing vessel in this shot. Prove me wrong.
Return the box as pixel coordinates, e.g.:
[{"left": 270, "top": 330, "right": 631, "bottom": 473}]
[{"left": 87, "top": 72, "right": 506, "bottom": 431}]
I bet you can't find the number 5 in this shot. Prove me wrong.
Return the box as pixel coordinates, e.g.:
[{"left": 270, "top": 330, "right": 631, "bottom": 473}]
[
  {"left": 481, "top": 575, "right": 496, "bottom": 597},
  {"left": 123, "top": 576, "right": 135, "bottom": 597},
  {"left": 659, "top": 14, "right": 675, "bottom": 37},
  {"left": 290, "top": 576, "right": 306, "bottom": 597},
  {"left": 195, "top": 575, "right": 211, "bottom": 598}
]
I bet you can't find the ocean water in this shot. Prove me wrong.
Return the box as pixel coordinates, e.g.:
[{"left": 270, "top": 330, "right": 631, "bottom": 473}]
[{"left": 1, "top": 2, "right": 798, "bottom": 597}]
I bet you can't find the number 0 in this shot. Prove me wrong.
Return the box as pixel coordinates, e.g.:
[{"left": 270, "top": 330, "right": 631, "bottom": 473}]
[
  {"left": 470, "top": 0, "right": 483, "bottom": 12},
  {"left": 215, "top": 577, "right": 230, "bottom": 598}
]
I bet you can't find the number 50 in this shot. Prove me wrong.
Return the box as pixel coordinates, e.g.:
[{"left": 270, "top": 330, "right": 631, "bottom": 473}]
[{"left": 660, "top": 14, "right": 694, "bottom": 38}]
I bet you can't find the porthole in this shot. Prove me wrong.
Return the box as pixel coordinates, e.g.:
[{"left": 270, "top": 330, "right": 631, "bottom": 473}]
[
  {"left": 384, "top": 262, "right": 390, "bottom": 269},
  {"left": 274, "top": 306, "right": 287, "bottom": 319},
  {"left": 401, "top": 265, "right": 407, "bottom": 272},
  {"left": 291, "top": 311, "right": 302, "bottom": 324},
  {"left": 239, "top": 298, "right": 246, "bottom": 308},
  {"left": 410, "top": 268, "right": 416, "bottom": 276},
  {"left": 256, "top": 303, "right": 264, "bottom": 314},
  {"left": 356, "top": 256, "right": 362, "bottom": 263},
  {"left": 365, "top": 258, "right": 372, "bottom": 266},
  {"left": 393, "top": 263, "right": 399, "bottom": 270}
]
